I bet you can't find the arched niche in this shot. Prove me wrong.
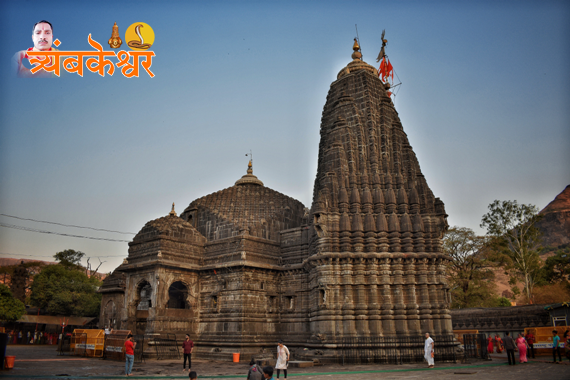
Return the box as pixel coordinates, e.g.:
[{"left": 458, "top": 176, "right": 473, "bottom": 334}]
[
  {"left": 167, "top": 281, "right": 189, "bottom": 309},
  {"left": 136, "top": 280, "right": 152, "bottom": 310}
]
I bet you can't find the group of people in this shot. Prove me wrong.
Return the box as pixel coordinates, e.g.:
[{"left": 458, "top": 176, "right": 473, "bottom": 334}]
[
  {"left": 247, "top": 340, "right": 291, "bottom": 379},
  {"left": 489, "top": 329, "right": 570, "bottom": 365},
  {"left": 486, "top": 334, "right": 505, "bottom": 354},
  {"left": 122, "top": 334, "right": 439, "bottom": 377},
  {"left": 120, "top": 329, "right": 570, "bottom": 376},
  {"left": 502, "top": 332, "right": 533, "bottom": 364}
]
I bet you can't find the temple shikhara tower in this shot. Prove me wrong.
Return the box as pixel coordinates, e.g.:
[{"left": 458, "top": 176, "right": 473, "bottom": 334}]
[{"left": 100, "top": 38, "right": 454, "bottom": 362}]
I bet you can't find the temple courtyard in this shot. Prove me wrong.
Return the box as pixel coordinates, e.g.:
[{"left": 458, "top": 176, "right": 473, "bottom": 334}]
[{"left": 2, "top": 345, "right": 569, "bottom": 379}]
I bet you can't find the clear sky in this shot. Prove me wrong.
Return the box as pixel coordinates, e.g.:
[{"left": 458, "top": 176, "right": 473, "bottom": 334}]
[{"left": 1, "top": 0, "right": 568, "bottom": 273}]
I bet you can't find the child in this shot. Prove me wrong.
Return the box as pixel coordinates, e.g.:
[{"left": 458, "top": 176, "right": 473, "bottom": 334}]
[
  {"left": 247, "top": 358, "right": 264, "bottom": 380},
  {"left": 189, "top": 370, "right": 197, "bottom": 379},
  {"left": 263, "top": 366, "right": 274, "bottom": 380}
]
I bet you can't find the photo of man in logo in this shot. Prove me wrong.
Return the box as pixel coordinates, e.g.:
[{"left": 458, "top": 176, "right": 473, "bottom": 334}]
[{"left": 12, "top": 20, "right": 59, "bottom": 77}]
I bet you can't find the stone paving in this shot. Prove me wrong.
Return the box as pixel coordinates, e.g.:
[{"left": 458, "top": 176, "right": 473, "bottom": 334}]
[{"left": 2, "top": 345, "right": 569, "bottom": 379}]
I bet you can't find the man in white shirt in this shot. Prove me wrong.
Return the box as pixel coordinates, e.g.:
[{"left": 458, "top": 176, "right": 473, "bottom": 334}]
[{"left": 424, "top": 333, "right": 435, "bottom": 368}]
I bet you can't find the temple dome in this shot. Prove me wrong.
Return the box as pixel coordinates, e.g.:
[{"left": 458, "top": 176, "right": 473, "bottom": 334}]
[
  {"left": 130, "top": 204, "right": 205, "bottom": 245},
  {"left": 180, "top": 163, "right": 305, "bottom": 242}
]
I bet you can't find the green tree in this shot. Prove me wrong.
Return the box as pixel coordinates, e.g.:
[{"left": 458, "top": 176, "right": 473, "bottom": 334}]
[
  {"left": 54, "top": 249, "right": 85, "bottom": 268},
  {"left": 497, "top": 297, "right": 512, "bottom": 307},
  {"left": 480, "top": 200, "right": 543, "bottom": 303},
  {"left": 443, "top": 226, "right": 498, "bottom": 308},
  {"left": 0, "top": 284, "right": 25, "bottom": 322},
  {"left": 30, "top": 264, "right": 101, "bottom": 317},
  {"left": 0, "top": 261, "right": 47, "bottom": 303},
  {"left": 542, "top": 249, "right": 570, "bottom": 284}
]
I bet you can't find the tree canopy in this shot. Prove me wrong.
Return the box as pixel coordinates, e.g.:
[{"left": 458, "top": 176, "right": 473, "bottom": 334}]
[
  {"left": 0, "top": 284, "right": 25, "bottom": 322},
  {"left": 481, "top": 200, "right": 543, "bottom": 303},
  {"left": 54, "top": 249, "right": 85, "bottom": 268},
  {"left": 30, "top": 264, "right": 101, "bottom": 317},
  {"left": 443, "top": 226, "right": 500, "bottom": 308}
]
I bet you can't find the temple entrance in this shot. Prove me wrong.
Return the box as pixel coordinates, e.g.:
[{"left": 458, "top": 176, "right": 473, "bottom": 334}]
[{"left": 167, "top": 281, "right": 189, "bottom": 309}]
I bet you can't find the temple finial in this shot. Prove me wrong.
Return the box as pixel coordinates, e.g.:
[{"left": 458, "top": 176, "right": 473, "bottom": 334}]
[
  {"left": 352, "top": 38, "right": 362, "bottom": 60},
  {"left": 235, "top": 157, "right": 264, "bottom": 186},
  {"left": 169, "top": 202, "right": 177, "bottom": 216}
]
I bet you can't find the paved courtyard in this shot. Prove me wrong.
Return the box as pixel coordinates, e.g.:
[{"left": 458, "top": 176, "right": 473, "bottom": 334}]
[{"left": 2, "top": 345, "right": 569, "bottom": 379}]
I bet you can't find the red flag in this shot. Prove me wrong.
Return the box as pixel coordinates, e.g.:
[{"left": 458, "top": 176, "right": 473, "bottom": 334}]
[
  {"left": 387, "top": 60, "right": 393, "bottom": 81},
  {"left": 379, "top": 57, "right": 388, "bottom": 81}
]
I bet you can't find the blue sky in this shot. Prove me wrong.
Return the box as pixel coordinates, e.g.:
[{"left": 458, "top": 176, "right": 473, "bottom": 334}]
[{"left": 1, "top": 0, "right": 568, "bottom": 273}]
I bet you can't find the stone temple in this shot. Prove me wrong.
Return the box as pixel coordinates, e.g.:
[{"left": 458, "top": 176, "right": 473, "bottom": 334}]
[{"left": 99, "top": 40, "right": 453, "bottom": 361}]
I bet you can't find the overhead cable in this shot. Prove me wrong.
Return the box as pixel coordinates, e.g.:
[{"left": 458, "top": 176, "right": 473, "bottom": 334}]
[
  {"left": 0, "top": 222, "right": 131, "bottom": 242},
  {"left": 0, "top": 213, "right": 136, "bottom": 235}
]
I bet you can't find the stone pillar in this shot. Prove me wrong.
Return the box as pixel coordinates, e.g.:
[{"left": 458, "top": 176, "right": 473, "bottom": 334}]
[
  {"left": 391, "top": 257, "right": 407, "bottom": 335},
  {"left": 379, "top": 257, "right": 395, "bottom": 336},
  {"left": 354, "top": 257, "right": 370, "bottom": 336},
  {"left": 341, "top": 258, "right": 356, "bottom": 336},
  {"left": 367, "top": 258, "right": 382, "bottom": 335}
]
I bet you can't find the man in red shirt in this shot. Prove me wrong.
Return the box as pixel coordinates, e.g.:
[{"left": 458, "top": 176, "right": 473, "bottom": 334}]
[
  {"left": 124, "top": 334, "right": 136, "bottom": 376},
  {"left": 182, "top": 334, "right": 194, "bottom": 372},
  {"left": 525, "top": 330, "right": 535, "bottom": 359}
]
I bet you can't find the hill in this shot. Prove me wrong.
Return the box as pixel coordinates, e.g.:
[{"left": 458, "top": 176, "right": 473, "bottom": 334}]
[
  {"left": 536, "top": 185, "right": 570, "bottom": 248},
  {"left": 0, "top": 258, "right": 55, "bottom": 267}
]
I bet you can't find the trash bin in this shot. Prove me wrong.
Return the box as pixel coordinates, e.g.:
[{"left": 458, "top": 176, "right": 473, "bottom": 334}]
[
  {"left": 232, "top": 353, "right": 240, "bottom": 362},
  {"left": 4, "top": 356, "right": 15, "bottom": 369}
]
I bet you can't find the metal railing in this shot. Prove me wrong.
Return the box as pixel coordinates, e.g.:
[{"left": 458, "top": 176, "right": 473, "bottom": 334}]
[
  {"left": 339, "top": 335, "right": 457, "bottom": 365},
  {"left": 152, "top": 333, "right": 180, "bottom": 360},
  {"left": 462, "top": 334, "right": 488, "bottom": 360}
]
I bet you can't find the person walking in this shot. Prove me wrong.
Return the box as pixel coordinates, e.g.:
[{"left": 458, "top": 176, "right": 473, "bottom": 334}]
[
  {"left": 495, "top": 334, "right": 503, "bottom": 353},
  {"left": 275, "top": 340, "right": 289, "bottom": 379},
  {"left": 182, "top": 334, "right": 194, "bottom": 372},
  {"left": 247, "top": 358, "right": 265, "bottom": 380},
  {"left": 424, "top": 333, "right": 435, "bottom": 368},
  {"left": 124, "top": 334, "right": 136, "bottom": 376},
  {"left": 525, "top": 330, "right": 535, "bottom": 359},
  {"left": 552, "top": 330, "right": 562, "bottom": 363},
  {"left": 515, "top": 333, "right": 529, "bottom": 363},
  {"left": 503, "top": 332, "right": 516, "bottom": 365}
]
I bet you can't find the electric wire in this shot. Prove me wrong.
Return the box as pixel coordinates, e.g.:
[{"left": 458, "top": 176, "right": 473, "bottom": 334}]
[
  {"left": 0, "top": 222, "right": 131, "bottom": 242},
  {"left": 0, "top": 213, "right": 136, "bottom": 235},
  {"left": 0, "top": 252, "right": 126, "bottom": 258}
]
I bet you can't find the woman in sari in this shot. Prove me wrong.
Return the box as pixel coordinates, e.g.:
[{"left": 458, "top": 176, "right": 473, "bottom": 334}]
[
  {"left": 515, "top": 333, "right": 529, "bottom": 363},
  {"left": 487, "top": 335, "right": 494, "bottom": 354},
  {"left": 495, "top": 334, "right": 503, "bottom": 353}
]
